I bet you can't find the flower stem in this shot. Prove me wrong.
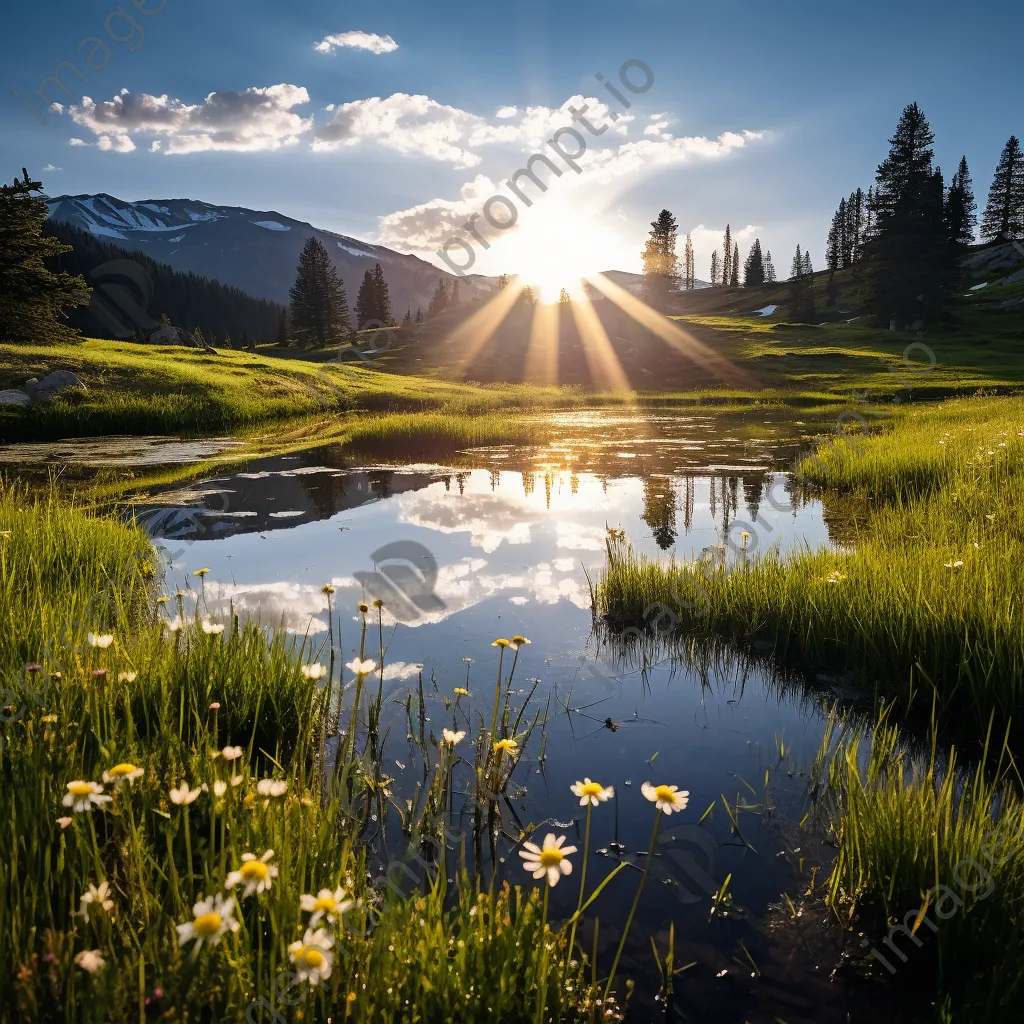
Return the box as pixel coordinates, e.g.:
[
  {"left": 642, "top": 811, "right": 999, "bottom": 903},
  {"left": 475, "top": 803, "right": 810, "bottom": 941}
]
[
  {"left": 566, "top": 802, "right": 591, "bottom": 969},
  {"left": 604, "top": 808, "right": 662, "bottom": 1000},
  {"left": 535, "top": 881, "right": 551, "bottom": 1024}
]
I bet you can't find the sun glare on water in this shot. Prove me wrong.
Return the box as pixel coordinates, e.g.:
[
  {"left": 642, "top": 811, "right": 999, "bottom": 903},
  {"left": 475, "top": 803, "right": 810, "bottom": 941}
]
[{"left": 492, "top": 204, "right": 617, "bottom": 302}]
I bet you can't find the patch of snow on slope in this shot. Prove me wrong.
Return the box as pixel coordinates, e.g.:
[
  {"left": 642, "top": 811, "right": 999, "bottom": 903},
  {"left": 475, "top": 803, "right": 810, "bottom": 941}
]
[
  {"left": 88, "top": 224, "right": 128, "bottom": 239},
  {"left": 752, "top": 304, "right": 778, "bottom": 317},
  {"left": 252, "top": 220, "right": 291, "bottom": 231},
  {"left": 168, "top": 235, "right": 185, "bottom": 243},
  {"left": 970, "top": 281, "right": 989, "bottom": 291},
  {"left": 337, "top": 242, "right": 392, "bottom": 261}
]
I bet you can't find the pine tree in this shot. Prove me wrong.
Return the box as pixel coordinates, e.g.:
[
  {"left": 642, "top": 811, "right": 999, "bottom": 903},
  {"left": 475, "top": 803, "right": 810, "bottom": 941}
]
[
  {"left": 722, "top": 224, "right": 733, "bottom": 287},
  {"left": 0, "top": 169, "right": 89, "bottom": 344},
  {"left": 844, "top": 189, "right": 865, "bottom": 265},
  {"left": 402, "top": 308, "right": 412, "bottom": 326},
  {"left": 288, "top": 236, "right": 350, "bottom": 348},
  {"left": 730, "top": 242, "right": 740, "bottom": 287},
  {"left": 788, "top": 245, "right": 815, "bottom": 321},
  {"left": 981, "top": 136, "right": 1024, "bottom": 240},
  {"left": 862, "top": 102, "right": 956, "bottom": 326},
  {"left": 427, "top": 278, "right": 449, "bottom": 318},
  {"left": 640, "top": 209, "right": 680, "bottom": 307},
  {"left": 451, "top": 277, "right": 460, "bottom": 307},
  {"left": 558, "top": 287, "right": 571, "bottom": 304},
  {"left": 826, "top": 211, "right": 842, "bottom": 305},
  {"left": 946, "top": 156, "right": 978, "bottom": 248},
  {"left": 372, "top": 262, "right": 392, "bottom": 325},
  {"left": 744, "top": 239, "right": 765, "bottom": 286},
  {"left": 684, "top": 233, "right": 695, "bottom": 290},
  {"left": 415, "top": 308, "right": 424, "bottom": 324},
  {"left": 764, "top": 251, "right": 776, "bottom": 283},
  {"left": 710, "top": 251, "right": 721, "bottom": 287},
  {"left": 275, "top": 308, "right": 288, "bottom": 347}
]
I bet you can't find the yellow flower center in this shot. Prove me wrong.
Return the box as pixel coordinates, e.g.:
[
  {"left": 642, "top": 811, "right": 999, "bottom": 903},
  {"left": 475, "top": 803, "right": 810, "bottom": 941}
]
[
  {"left": 110, "top": 763, "right": 137, "bottom": 777},
  {"left": 68, "top": 782, "right": 93, "bottom": 796},
  {"left": 654, "top": 785, "right": 675, "bottom": 803},
  {"left": 314, "top": 896, "right": 337, "bottom": 913},
  {"left": 240, "top": 860, "right": 269, "bottom": 882},
  {"left": 580, "top": 782, "right": 604, "bottom": 798},
  {"left": 194, "top": 912, "right": 222, "bottom": 937},
  {"left": 539, "top": 848, "right": 564, "bottom": 868},
  {"left": 300, "top": 947, "right": 326, "bottom": 970}
]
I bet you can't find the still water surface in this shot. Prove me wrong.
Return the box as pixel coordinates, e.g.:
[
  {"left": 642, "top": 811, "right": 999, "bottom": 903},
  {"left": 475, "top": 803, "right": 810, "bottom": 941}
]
[{"left": 8, "top": 412, "right": 898, "bottom": 1023}]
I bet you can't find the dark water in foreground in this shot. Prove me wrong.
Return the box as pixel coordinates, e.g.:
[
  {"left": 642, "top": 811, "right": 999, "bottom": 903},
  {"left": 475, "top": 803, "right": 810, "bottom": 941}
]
[{"left": 5, "top": 411, "right": 899, "bottom": 1023}]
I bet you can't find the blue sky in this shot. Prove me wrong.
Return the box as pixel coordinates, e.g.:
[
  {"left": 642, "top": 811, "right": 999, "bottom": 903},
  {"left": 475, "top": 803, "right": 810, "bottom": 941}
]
[{"left": 5, "top": 0, "right": 1023, "bottom": 279}]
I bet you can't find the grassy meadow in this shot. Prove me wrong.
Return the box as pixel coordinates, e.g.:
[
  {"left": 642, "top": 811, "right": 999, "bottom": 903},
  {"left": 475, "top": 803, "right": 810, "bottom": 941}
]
[{"left": 0, "top": 486, "right": 657, "bottom": 1023}]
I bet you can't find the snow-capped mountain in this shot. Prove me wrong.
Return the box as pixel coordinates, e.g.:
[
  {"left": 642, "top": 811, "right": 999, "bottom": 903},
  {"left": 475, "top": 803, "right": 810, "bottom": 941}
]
[{"left": 46, "top": 193, "right": 493, "bottom": 315}]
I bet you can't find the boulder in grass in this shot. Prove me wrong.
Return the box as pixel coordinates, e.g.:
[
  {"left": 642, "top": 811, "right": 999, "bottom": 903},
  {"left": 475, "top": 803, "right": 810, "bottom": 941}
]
[
  {"left": 23, "top": 370, "right": 88, "bottom": 404},
  {"left": 0, "top": 389, "right": 31, "bottom": 407}
]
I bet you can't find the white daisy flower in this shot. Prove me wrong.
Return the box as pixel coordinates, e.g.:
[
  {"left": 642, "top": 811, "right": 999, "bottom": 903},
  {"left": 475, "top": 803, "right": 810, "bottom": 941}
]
[
  {"left": 442, "top": 729, "right": 466, "bottom": 746},
  {"left": 345, "top": 657, "right": 377, "bottom": 676},
  {"left": 225, "top": 850, "right": 278, "bottom": 897},
  {"left": 299, "top": 887, "right": 353, "bottom": 926},
  {"left": 87, "top": 633, "right": 113, "bottom": 649},
  {"left": 288, "top": 928, "right": 334, "bottom": 986},
  {"left": 201, "top": 618, "right": 225, "bottom": 635},
  {"left": 570, "top": 778, "right": 615, "bottom": 807},
  {"left": 169, "top": 782, "right": 201, "bottom": 806},
  {"left": 102, "top": 762, "right": 144, "bottom": 786},
  {"left": 63, "top": 781, "right": 112, "bottom": 813},
  {"left": 74, "top": 949, "right": 106, "bottom": 975},
  {"left": 641, "top": 782, "right": 689, "bottom": 814},
  {"left": 256, "top": 778, "right": 288, "bottom": 798},
  {"left": 79, "top": 881, "right": 114, "bottom": 924},
  {"left": 301, "top": 663, "right": 327, "bottom": 680},
  {"left": 220, "top": 746, "right": 244, "bottom": 762},
  {"left": 175, "top": 894, "right": 239, "bottom": 950},
  {"left": 519, "top": 833, "right": 577, "bottom": 887}
]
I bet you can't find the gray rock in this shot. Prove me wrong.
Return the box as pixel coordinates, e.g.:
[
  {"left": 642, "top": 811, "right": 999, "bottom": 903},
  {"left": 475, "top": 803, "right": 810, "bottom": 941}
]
[
  {"left": 23, "top": 370, "right": 87, "bottom": 403},
  {"left": 0, "top": 389, "right": 31, "bottom": 407}
]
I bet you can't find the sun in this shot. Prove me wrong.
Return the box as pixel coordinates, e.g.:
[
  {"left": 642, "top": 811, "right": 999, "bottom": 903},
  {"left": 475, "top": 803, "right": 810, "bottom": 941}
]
[{"left": 490, "top": 203, "right": 618, "bottom": 302}]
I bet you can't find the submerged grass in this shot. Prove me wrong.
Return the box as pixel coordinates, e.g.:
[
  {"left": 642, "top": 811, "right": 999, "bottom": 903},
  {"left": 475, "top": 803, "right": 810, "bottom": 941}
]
[
  {"left": 0, "top": 487, "right": 630, "bottom": 1022},
  {"left": 597, "top": 394, "right": 1024, "bottom": 746}
]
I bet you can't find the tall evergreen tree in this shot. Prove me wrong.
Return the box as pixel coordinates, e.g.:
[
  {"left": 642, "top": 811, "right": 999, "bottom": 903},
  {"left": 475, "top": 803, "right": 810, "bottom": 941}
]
[
  {"left": 862, "top": 102, "right": 956, "bottom": 326},
  {"left": 0, "top": 169, "right": 89, "bottom": 344},
  {"left": 450, "top": 277, "right": 460, "bottom": 306},
  {"left": 744, "top": 239, "right": 765, "bottom": 286},
  {"left": 427, "top": 278, "right": 450, "bottom": 318},
  {"left": 981, "top": 136, "right": 1024, "bottom": 240},
  {"left": 354, "top": 269, "right": 375, "bottom": 328},
  {"left": 372, "top": 262, "right": 392, "bottom": 325},
  {"left": 722, "top": 224, "right": 733, "bottom": 287},
  {"left": 710, "top": 250, "right": 721, "bottom": 287},
  {"left": 684, "top": 233, "right": 695, "bottom": 290},
  {"left": 402, "top": 308, "right": 412, "bottom": 326},
  {"left": 844, "top": 189, "right": 865, "bottom": 265},
  {"left": 764, "top": 250, "right": 776, "bottom": 283},
  {"left": 787, "top": 245, "right": 816, "bottom": 321},
  {"left": 826, "top": 212, "right": 842, "bottom": 305},
  {"left": 275, "top": 308, "right": 288, "bottom": 347},
  {"left": 415, "top": 308, "right": 424, "bottom": 324},
  {"left": 946, "top": 156, "right": 978, "bottom": 247},
  {"left": 288, "top": 236, "right": 350, "bottom": 348},
  {"left": 640, "top": 209, "right": 680, "bottom": 307},
  {"left": 730, "top": 242, "right": 740, "bottom": 287}
]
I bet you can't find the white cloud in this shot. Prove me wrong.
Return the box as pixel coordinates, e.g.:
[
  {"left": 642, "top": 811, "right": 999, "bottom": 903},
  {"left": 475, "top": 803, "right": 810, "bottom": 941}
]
[
  {"left": 644, "top": 121, "right": 669, "bottom": 135},
  {"left": 377, "top": 129, "right": 764, "bottom": 253},
  {"left": 41, "top": 163, "right": 62, "bottom": 172},
  {"left": 313, "top": 93, "right": 488, "bottom": 167},
  {"left": 496, "top": 105, "right": 518, "bottom": 118},
  {"left": 67, "top": 84, "right": 313, "bottom": 155},
  {"left": 314, "top": 31, "right": 399, "bottom": 55}
]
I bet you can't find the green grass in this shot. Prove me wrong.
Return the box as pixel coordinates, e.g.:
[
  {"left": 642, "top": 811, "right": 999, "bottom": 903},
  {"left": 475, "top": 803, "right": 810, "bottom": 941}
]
[
  {"left": 0, "top": 487, "right": 629, "bottom": 1022},
  {"left": 597, "top": 394, "right": 1024, "bottom": 747},
  {"left": 813, "top": 713, "right": 1024, "bottom": 1021},
  {"left": 0, "top": 338, "right": 580, "bottom": 442}
]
